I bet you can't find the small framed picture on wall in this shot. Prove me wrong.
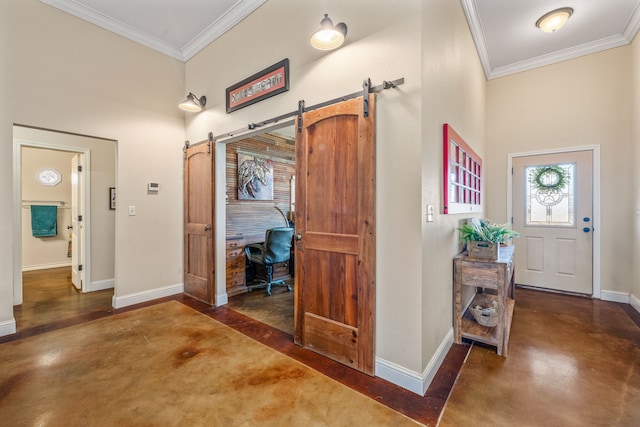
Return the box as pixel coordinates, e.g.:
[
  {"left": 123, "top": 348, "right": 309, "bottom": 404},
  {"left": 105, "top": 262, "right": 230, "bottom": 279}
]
[{"left": 110, "top": 187, "right": 116, "bottom": 210}]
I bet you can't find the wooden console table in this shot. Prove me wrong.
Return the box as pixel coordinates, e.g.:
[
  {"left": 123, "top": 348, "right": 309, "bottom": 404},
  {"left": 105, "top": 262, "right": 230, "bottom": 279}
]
[{"left": 453, "top": 245, "right": 515, "bottom": 356}]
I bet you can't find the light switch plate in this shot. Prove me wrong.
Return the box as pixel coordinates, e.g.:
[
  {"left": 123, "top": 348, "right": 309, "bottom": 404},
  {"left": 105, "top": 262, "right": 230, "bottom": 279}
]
[
  {"left": 128, "top": 206, "right": 136, "bottom": 216},
  {"left": 427, "top": 205, "right": 435, "bottom": 222}
]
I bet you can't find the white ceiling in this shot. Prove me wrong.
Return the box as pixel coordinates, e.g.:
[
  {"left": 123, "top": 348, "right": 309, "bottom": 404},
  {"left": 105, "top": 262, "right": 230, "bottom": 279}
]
[
  {"left": 40, "top": 0, "right": 267, "bottom": 61},
  {"left": 42, "top": 0, "right": 640, "bottom": 78},
  {"left": 463, "top": 0, "right": 640, "bottom": 79}
]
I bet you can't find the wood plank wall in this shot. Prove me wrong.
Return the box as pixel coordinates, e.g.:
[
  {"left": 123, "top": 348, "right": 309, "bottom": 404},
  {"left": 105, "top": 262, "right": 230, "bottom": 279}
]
[{"left": 226, "top": 132, "right": 295, "bottom": 243}]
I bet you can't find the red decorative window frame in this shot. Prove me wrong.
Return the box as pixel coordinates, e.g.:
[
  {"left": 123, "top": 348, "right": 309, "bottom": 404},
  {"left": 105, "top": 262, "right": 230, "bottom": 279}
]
[{"left": 443, "top": 124, "right": 482, "bottom": 214}]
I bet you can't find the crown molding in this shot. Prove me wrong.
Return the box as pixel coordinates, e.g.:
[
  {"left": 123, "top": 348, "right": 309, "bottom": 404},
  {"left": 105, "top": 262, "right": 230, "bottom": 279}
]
[
  {"left": 460, "top": 0, "right": 493, "bottom": 80},
  {"left": 40, "top": 0, "right": 184, "bottom": 60},
  {"left": 182, "top": 0, "right": 268, "bottom": 61},
  {"left": 40, "top": 0, "right": 267, "bottom": 62},
  {"left": 461, "top": 0, "right": 640, "bottom": 80},
  {"left": 623, "top": 0, "right": 640, "bottom": 41},
  {"left": 487, "top": 34, "right": 630, "bottom": 80}
]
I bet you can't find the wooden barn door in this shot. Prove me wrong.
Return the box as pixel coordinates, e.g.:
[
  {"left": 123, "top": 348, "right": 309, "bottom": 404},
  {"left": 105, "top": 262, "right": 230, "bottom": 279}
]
[
  {"left": 184, "top": 140, "right": 215, "bottom": 305},
  {"left": 294, "top": 94, "right": 376, "bottom": 375}
]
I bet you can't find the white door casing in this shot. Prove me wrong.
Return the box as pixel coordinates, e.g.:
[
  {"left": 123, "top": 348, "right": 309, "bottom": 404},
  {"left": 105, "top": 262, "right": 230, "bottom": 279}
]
[
  {"left": 71, "top": 154, "right": 84, "bottom": 290},
  {"left": 13, "top": 138, "right": 92, "bottom": 305},
  {"left": 511, "top": 149, "right": 594, "bottom": 295}
]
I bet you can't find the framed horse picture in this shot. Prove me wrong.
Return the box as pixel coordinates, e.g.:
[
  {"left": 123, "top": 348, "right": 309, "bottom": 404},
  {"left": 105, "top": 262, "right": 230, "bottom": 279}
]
[{"left": 237, "top": 152, "right": 274, "bottom": 200}]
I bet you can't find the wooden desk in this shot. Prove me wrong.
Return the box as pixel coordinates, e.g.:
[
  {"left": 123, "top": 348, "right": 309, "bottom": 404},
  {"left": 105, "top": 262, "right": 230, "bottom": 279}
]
[
  {"left": 225, "top": 235, "right": 292, "bottom": 295},
  {"left": 226, "top": 236, "right": 246, "bottom": 296},
  {"left": 453, "top": 245, "right": 515, "bottom": 356},
  {"left": 226, "top": 205, "right": 292, "bottom": 295}
]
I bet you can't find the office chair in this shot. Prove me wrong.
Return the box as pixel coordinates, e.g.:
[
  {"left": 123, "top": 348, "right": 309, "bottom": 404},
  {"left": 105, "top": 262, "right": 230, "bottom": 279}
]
[{"left": 245, "top": 227, "right": 294, "bottom": 296}]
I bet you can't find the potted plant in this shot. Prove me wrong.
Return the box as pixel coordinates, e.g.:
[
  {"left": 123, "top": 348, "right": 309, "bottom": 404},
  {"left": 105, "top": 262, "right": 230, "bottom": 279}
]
[{"left": 457, "top": 218, "right": 519, "bottom": 259}]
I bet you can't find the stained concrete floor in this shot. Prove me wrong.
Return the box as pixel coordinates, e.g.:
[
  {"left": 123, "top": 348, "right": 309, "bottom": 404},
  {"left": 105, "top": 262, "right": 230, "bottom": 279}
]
[
  {"left": 439, "top": 289, "right": 640, "bottom": 426},
  {"left": 228, "top": 281, "right": 294, "bottom": 335},
  {"left": 14, "top": 267, "right": 113, "bottom": 331},
  {"left": 4, "top": 268, "right": 640, "bottom": 426}
]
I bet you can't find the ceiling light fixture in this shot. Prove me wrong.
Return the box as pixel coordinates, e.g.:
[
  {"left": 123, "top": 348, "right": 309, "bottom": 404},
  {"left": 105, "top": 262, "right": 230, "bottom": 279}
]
[
  {"left": 310, "top": 14, "right": 348, "bottom": 50},
  {"left": 536, "top": 7, "right": 573, "bottom": 33},
  {"left": 178, "top": 92, "right": 207, "bottom": 112}
]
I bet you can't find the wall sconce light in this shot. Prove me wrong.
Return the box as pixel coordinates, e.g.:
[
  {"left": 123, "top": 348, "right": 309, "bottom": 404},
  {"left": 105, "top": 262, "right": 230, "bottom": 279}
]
[
  {"left": 536, "top": 7, "right": 573, "bottom": 33},
  {"left": 178, "top": 92, "right": 207, "bottom": 112},
  {"left": 310, "top": 14, "right": 347, "bottom": 50}
]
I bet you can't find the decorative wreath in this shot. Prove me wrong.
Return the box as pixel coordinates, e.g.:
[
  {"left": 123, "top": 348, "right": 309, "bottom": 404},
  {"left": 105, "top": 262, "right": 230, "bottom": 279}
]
[{"left": 529, "top": 165, "right": 569, "bottom": 191}]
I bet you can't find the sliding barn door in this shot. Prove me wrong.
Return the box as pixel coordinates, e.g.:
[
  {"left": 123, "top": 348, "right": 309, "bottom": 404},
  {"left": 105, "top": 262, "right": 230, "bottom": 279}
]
[
  {"left": 294, "top": 95, "right": 376, "bottom": 375},
  {"left": 184, "top": 141, "right": 215, "bottom": 305}
]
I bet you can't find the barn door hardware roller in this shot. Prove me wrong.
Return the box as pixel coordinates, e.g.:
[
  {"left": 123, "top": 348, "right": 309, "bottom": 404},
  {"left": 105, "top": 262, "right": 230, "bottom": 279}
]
[
  {"left": 297, "top": 100, "right": 305, "bottom": 133},
  {"left": 362, "top": 78, "right": 371, "bottom": 117},
  {"left": 296, "top": 77, "right": 404, "bottom": 132},
  {"left": 208, "top": 77, "right": 404, "bottom": 141}
]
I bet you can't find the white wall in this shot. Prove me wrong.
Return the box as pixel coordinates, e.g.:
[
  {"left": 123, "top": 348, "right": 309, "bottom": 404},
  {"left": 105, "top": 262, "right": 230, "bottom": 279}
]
[
  {"left": 0, "top": 0, "right": 186, "bottom": 335},
  {"left": 486, "top": 46, "right": 634, "bottom": 296},
  {"left": 21, "top": 147, "right": 75, "bottom": 270},
  {"left": 184, "top": 0, "right": 486, "bottom": 394},
  {"left": 632, "top": 35, "right": 640, "bottom": 311},
  {"left": 420, "top": 0, "right": 487, "bottom": 387}
]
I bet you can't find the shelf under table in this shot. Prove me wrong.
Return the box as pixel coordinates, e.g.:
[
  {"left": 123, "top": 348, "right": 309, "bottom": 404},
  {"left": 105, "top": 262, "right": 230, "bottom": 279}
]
[{"left": 461, "top": 298, "right": 514, "bottom": 355}]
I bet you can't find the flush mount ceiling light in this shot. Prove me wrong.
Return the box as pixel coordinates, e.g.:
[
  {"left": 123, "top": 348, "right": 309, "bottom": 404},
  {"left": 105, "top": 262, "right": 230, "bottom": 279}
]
[
  {"left": 310, "top": 13, "right": 348, "bottom": 50},
  {"left": 178, "top": 92, "right": 207, "bottom": 112},
  {"left": 536, "top": 7, "right": 573, "bottom": 33}
]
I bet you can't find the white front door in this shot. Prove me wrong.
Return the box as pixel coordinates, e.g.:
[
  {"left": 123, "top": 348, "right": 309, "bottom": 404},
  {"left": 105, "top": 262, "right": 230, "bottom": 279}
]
[
  {"left": 512, "top": 150, "right": 593, "bottom": 294},
  {"left": 71, "top": 154, "right": 84, "bottom": 290}
]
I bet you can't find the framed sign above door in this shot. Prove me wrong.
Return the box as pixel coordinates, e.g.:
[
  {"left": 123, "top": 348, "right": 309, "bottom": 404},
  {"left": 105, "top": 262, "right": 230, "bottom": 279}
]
[{"left": 226, "top": 59, "right": 290, "bottom": 113}]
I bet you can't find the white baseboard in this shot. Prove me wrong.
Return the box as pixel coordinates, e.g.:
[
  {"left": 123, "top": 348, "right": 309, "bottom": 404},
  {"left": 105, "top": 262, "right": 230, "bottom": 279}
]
[
  {"left": 22, "top": 262, "right": 71, "bottom": 272},
  {"left": 421, "top": 328, "right": 455, "bottom": 394},
  {"left": 375, "top": 328, "right": 454, "bottom": 396},
  {"left": 600, "top": 290, "right": 630, "bottom": 304},
  {"left": 375, "top": 357, "right": 424, "bottom": 395},
  {"left": 0, "top": 318, "right": 17, "bottom": 337},
  {"left": 112, "top": 283, "right": 184, "bottom": 309},
  {"left": 87, "top": 278, "right": 114, "bottom": 292},
  {"left": 216, "top": 292, "right": 229, "bottom": 306},
  {"left": 630, "top": 293, "right": 640, "bottom": 314}
]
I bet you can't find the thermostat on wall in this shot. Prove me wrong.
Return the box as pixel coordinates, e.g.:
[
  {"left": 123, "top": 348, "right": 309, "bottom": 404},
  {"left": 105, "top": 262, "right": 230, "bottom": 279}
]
[{"left": 148, "top": 182, "right": 159, "bottom": 192}]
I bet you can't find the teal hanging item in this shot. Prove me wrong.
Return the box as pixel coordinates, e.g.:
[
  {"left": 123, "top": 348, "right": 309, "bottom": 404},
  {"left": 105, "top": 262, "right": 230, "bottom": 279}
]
[{"left": 31, "top": 205, "right": 58, "bottom": 237}]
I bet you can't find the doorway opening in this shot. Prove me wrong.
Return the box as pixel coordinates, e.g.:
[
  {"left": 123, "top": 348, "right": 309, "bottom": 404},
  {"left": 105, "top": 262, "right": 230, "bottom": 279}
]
[
  {"left": 215, "top": 93, "right": 377, "bottom": 375},
  {"left": 13, "top": 125, "right": 116, "bottom": 331},
  {"left": 223, "top": 124, "right": 296, "bottom": 335},
  {"left": 508, "top": 146, "right": 600, "bottom": 298}
]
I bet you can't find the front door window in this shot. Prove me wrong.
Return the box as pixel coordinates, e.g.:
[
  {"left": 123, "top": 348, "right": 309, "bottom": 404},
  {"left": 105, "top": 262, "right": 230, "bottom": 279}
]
[{"left": 525, "top": 163, "right": 575, "bottom": 227}]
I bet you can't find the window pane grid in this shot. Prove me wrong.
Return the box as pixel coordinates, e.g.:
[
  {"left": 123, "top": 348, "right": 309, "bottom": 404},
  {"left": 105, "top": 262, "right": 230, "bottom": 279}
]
[
  {"left": 449, "top": 145, "right": 481, "bottom": 206},
  {"left": 443, "top": 124, "right": 482, "bottom": 214}
]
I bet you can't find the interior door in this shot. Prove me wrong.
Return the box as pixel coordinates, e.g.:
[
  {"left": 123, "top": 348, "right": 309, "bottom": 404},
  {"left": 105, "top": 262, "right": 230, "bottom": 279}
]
[
  {"left": 70, "top": 154, "right": 83, "bottom": 290},
  {"left": 294, "top": 95, "right": 376, "bottom": 375},
  {"left": 512, "top": 150, "right": 593, "bottom": 294},
  {"left": 184, "top": 141, "right": 215, "bottom": 305}
]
